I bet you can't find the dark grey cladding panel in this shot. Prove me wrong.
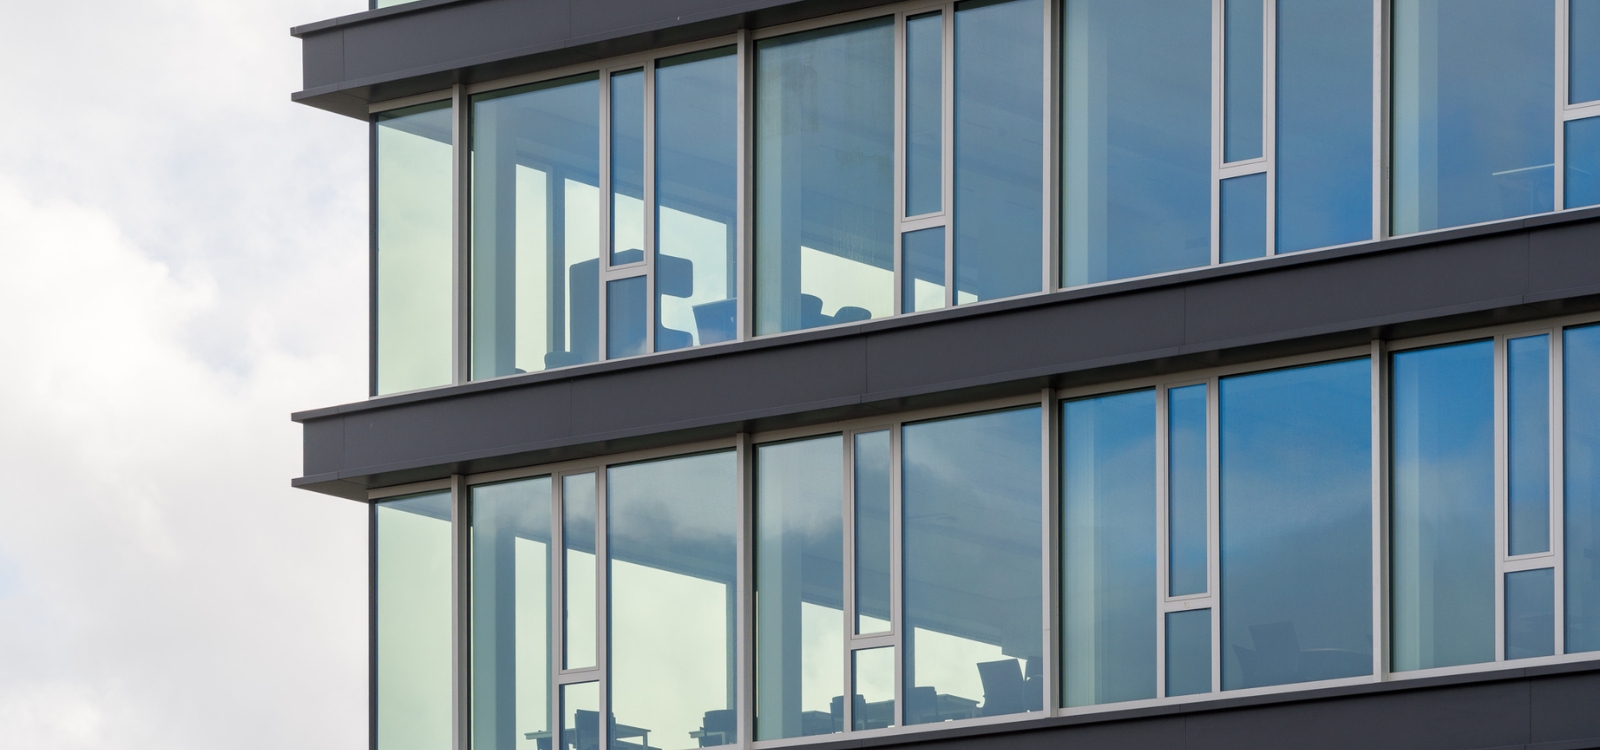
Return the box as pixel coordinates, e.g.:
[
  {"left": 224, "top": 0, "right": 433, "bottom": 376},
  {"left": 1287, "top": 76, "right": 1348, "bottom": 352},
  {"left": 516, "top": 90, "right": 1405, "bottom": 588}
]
[
  {"left": 294, "top": 212, "right": 1600, "bottom": 499},
  {"left": 339, "top": 0, "right": 571, "bottom": 83},
  {"left": 1530, "top": 669, "right": 1600, "bottom": 743}
]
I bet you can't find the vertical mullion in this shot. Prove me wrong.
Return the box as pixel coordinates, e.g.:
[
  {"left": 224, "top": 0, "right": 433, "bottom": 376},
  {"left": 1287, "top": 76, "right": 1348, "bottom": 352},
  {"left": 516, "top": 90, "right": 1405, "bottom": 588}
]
[
  {"left": 1210, "top": 0, "right": 1224, "bottom": 266},
  {"left": 1496, "top": 335, "right": 1510, "bottom": 661},
  {"left": 369, "top": 119, "right": 380, "bottom": 397},
  {"left": 1372, "top": 339, "right": 1391, "bottom": 681},
  {"left": 737, "top": 30, "right": 753, "bottom": 343},
  {"left": 894, "top": 13, "right": 909, "bottom": 317},
  {"left": 644, "top": 60, "right": 658, "bottom": 354},
  {"left": 550, "top": 473, "right": 567, "bottom": 748},
  {"left": 453, "top": 84, "right": 472, "bottom": 385},
  {"left": 735, "top": 433, "right": 754, "bottom": 747},
  {"left": 942, "top": 4, "right": 956, "bottom": 308},
  {"left": 842, "top": 431, "right": 858, "bottom": 734},
  {"left": 1041, "top": 388, "right": 1061, "bottom": 714},
  {"left": 1263, "top": 0, "right": 1278, "bottom": 256},
  {"left": 1207, "top": 376, "right": 1222, "bottom": 694},
  {"left": 368, "top": 502, "right": 379, "bottom": 750},
  {"left": 1155, "top": 385, "right": 1171, "bottom": 699},
  {"left": 1558, "top": 0, "right": 1569, "bottom": 210},
  {"left": 1552, "top": 327, "right": 1567, "bottom": 656},
  {"left": 595, "top": 467, "right": 612, "bottom": 750},
  {"left": 451, "top": 475, "right": 471, "bottom": 750},
  {"left": 1375, "top": 0, "right": 1391, "bottom": 241},
  {"left": 1043, "top": 0, "right": 1061, "bottom": 292},
  {"left": 599, "top": 70, "right": 612, "bottom": 361},
  {"left": 889, "top": 424, "right": 906, "bottom": 727}
]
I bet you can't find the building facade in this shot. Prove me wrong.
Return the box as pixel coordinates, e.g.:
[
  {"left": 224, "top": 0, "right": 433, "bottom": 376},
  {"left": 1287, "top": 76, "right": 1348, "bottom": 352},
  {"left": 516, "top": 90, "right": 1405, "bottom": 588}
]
[{"left": 291, "top": 1, "right": 1600, "bottom": 748}]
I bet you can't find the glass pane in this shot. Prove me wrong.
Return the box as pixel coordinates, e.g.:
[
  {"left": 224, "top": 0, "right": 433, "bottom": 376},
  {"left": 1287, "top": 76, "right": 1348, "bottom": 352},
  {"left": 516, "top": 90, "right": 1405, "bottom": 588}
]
[
  {"left": 1063, "top": 0, "right": 1211, "bottom": 287},
  {"left": 1220, "top": 173, "right": 1267, "bottom": 263},
  {"left": 376, "top": 491, "right": 453, "bottom": 750},
  {"left": 608, "top": 452, "right": 738, "bottom": 750},
  {"left": 607, "top": 276, "right": 647, "bottom": 359},
  {"left": 1224, "top": 0, "right": 1264, "bottom": 163},
  {"left": 903, "top": 407, "right": 1043, "bottom": 723},
  {"left": 1573, "top": 0, "right": 1600, "bottom": 104},
  {"left": 953, "top": 0, "right": 1044, "bottom": 304},
  {"left": 560, "top": 681, "right": 600, "bottom": 750},
  {"left": 564, "top": 474, "right": 598, "bottom": 669},
  {"left": 755, "top": 19, "right": 895, "bottom": 335},
  {"left": 1061, "top": 391, "right": 1157, "bottom": 707},
  {"left": 852, "top": 647, "right": 897, "bottom": 730},
  {"left": 901, "top": 227, "right": 946, "bottom": 314},
  {"left": 611, "top": 70, "right": 645, "bottom": 267},
  {"left": 1565, "top": 116, "right": 1600, "bottom": 209},
  {"left": 472, "top": 75, "right": 602, "bottom": 379},
  {"left": 376, "top": 103, "right": 454, "bottom": 395},
  {"left": 1565, "top": 324, "right": 1600, "bottom": 653},
  {"left": 1165, "top": 609, "right": 1212, "bottom": 698},
  {"left": 1510, "top": 335, "right": 1552, "bottom": 556},
  {"left": 472, "top": 478, "right": 553, "bottom": 750},
  {"left": 855, "top": 431, "right": 892, "bottom": 634},
  {"left": 1220, "top": 359, "right": 1373, "bottom": 690},
  {"left": 656, "top": 49, "right": 739, "bottom": 352},
  {"left": 754, "top": 435, "right": 845, "bottom": 741},
  {"left": 1506, "top": 568, "right": 1556, "bottom": 659},
  {"left": 907, "top": 12, "right": 944, "bottom": 217},
  {"left": 1276, "top": 0, "right": 1374, "bottom": 254},
  {"left": 1391, "top": 341, "right": 1495, "bottom": 671},
  {"left": 1169, "top": 384, "right": 1208, "bottom": 597},
  {"left": 1392, "top": 0, "right": 1554, "bottom": 234}
]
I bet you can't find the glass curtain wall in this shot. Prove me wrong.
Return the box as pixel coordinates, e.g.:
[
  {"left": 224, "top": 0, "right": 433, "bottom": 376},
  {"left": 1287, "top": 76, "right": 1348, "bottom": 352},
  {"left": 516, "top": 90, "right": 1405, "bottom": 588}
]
[
  {"left": 376, "top": 491, "right": 454, "bottom": 750},
  {"left": 1566, "top": 324, "right": 1600, "bottom": 654},
  {"left": 376, "top": 103, "right": 455, "bottom": 395},
  {"left": 471, "top": 478, "right": 554, "bottom": 750}
]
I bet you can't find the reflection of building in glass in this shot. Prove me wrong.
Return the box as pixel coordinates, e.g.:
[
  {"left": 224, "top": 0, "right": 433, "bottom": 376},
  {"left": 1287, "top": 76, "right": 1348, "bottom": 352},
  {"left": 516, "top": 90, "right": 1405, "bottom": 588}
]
[{"left": 291, "top": 1, "right": 1600, "bottom": 749}]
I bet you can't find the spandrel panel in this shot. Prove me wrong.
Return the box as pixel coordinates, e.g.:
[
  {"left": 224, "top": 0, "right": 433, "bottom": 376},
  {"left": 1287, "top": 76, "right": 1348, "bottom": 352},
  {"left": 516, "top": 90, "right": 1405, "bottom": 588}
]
[
  {"left": 1565, "top": 324, "right": 1600, "bottom": 654},
  {"left": 953, "top": 0, "right": 1044, "bottom": 304},
  {"left": 903, "top": 407, "right": 1043, "bottom": 724},
  {"left": 377, "top": 491, "right": 453, "bottom": 750},
  {"left": 755, "top": 19, "right": 895, "bottom": 335},
  {"left": 1220, "top": 359, "right": 1372, "bottom": 690},
  {"left": 1391, "top": 341, "right": 1495, "bottom": 672},
  {"left": 656, "top": 49, "right": 739, "bottom": 352},
  {"left": 471, "top": 478, "right": 552, "bottom": 750},
  {"left": 471, "top": 75, "right": 602, "bottom": 379},
  {"left": 1392, "top": 0, "right": 1554, "bottom": 234},
  {"left": 855, "top": 431, "right": 892, "bottom": 635},
  {"left": 608, "top": 451, "right": 738, "bottom": 750},
  {"left": 1224, "top": 0, "right": 1264, "bottom": 163},
  {"left": 1061, "top": 390, "right": 1157, "bottom": 708},
  {"left": 755, "top": 435, "right": 845, "bottom": 741},
  {"left": 376, "top": 103, "right": 454, "bottom": 395},
  {"left": 1276, "top": 0, "right": 1373, "bottom": 254},
  {"left": 906, "top": 12, "right": 944, "bottom": 218},
  {"left": 1509, "top": 335, "right": 1552, "bottom": 557},
  {"left": 1063, "top": 0, "right": 1211, "bottom": 286}
]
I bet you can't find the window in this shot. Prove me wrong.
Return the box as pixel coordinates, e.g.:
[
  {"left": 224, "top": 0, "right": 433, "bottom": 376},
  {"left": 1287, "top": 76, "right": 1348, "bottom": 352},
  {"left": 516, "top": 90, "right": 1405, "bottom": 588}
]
[
  {"left": 376, "top": 491, "right": 454, "bottom": 750},
  {"left": 1567, "top": 324, "right": 1600, "bottom": 654},
  {"left": 376, "top": 102, "right": 454, "bottom": 395},
  {"left": 470, "top": 478, "right": 554, "bottom": 750}
]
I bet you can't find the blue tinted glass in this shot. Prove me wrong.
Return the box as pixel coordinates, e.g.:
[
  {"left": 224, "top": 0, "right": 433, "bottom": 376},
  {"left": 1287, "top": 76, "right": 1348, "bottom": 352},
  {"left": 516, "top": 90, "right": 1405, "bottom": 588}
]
[
  {"left": 755, "top": 436, "right": 844, "bottom": 741},
  {"left": 852, "top": 647, "right": 897, "bottom": 730},
  {"left": 1169, "top": 384, "right": 1208, "bottom": 597},
  {"left": 377, "top": 102, "right": 455, "bottom": 395},
  {"left": 1390, "top": 341, "right": 1495, "bottom": 671},
  {"left": 563, "top": 474, "right": 597, "bottom": 670},
  {"left": 1061, "top": 391, "right": 1157, "bottom": 707},
  {"left": 1506, "top": 569, "right": 1556, "bottom": 660},
  {"left": 1565, "top": 324, "right": 1600, "bottom": 653},
  {"left": 1225, "top": 0, "right": 1264, "bottom": 163},
  {"left": 1063, "top": 0, "right": 1211, "bottom": 286},
  {"left": 656, "top": 49, "right": 739, "bottom": 352},
  {"left": 907, "top": 13, "right": 944, "bottom": 217},
  {"left": 1166, "top": 609, "right": 1212, "bottom": 697},
  {"left": 902, "top": 227, "right": 946, "bottom": 314},
  {"left": 1276, "top": 0, "right": 1373, "bottom": 253},
  {"left": 755, "top": 20, "right": 895, "bottom": 335},
  {"left": 1392, "top": 0, "right": 1554, "bottom": 234},
  {"left": 607, "top": 276, "right": 647, "bottom": 359},
  {"left": 1220, "top": 360, "right": 1372, "bottom": 690},
  {"left": 1565, "top": 116, "right": 1600, "bottom": 209},
  {"left": 954, "top": 0, "right": 1044, "bottom": 304},
  {"left": 377, "top": 492, "right": 454, "bottom": 750},
  {"left": 1573, "top": 0, "right": 1600, "bottom": 104},
  {"left": 471, "top": 478, "right": 553, "bottom": 750},
  {"left": 471, "top": 76, "right": 602, "bottom": 379},
  {"left": 904, "top": 408, "right": 1042, "bottom": 723},
  {"left": 612, "top": 70, "right": 645, "bottom": 266},
  {"left": 608, "top": 452, "right": 737, "bottom": 750},
  {"left": 1220, "top": 174, "right": 1267, "bottom": 263},
  {"left": 855, "top": 431, "right": 892, "bottom": 633},
  {"left": 1510, "top": 335, "right": 1552, "bottom": 556}
]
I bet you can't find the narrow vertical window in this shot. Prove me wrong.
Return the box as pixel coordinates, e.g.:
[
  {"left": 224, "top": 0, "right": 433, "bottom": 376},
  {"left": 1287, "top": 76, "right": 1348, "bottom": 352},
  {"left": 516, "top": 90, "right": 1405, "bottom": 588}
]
[
  {"left": 854, "top": 431, "right": 892, "bottom": 635},
  {"left": 904, "top": 408, "right": 1043, "bottom": 723},
  {"left": 1505, "top": 568, "right": 1557, "bottom": 659},
  {"left": 1565, "top": 324, "right": 1600, "bottom": 654},
  {"left": 471, "top": 75, "right": 602, "bottom": 378},
  {"left": 1565, "top": 116, "right": 1600, "bottom": 209},
  {"left": 900, "top": 227, "right": 946, "bottom": 314},
  {"left": 611, "top": 70, "right": 646, "bottom": 267},
  {"left": 1391, "top": 0, "right": 1554, "bottom": 234},
  {"left": 1509, "top": 335, "right": 1552, "bottom": 557},
  {"left": 1061, "top": 391, "right": 1157, "bottom": 707},
  {"left": 1275, "top": 0, "right": 1372, "bottom": 253},
  {"left": 607, "top": 276, "right": 647, "bottom": 359},
  {"left": 1219, "top": 174, "right": 1267, "bottom": 263},
  {"left": 376, "top": 491, "right": 454, "bottom": 750},
  {"left": 1062, "top": 0, "right": 1211, "bottom": 286},
  {"left": 563, "top": 474, "right": 598, "bottom": 669},
  {"left": 1168, "top": 384, "right": 1208, "bottom": 598},
  {"left": 906, "top": 12, "right": 944, "bottom": 218},
  {"left": 755, "top": 436, "right": 845, "bottom": 741},
  {"left": 471, "top": 478, "right": 553, "bottom": 750},
  {"left": 1223, "top": 0, "right": 1265, "bottom": 163},
  {"left": 1220, "top": 359, "right": 1372, "bottom": 689},
  {"left": 1572, "top": 0, "right": 1600, "bottom": 104},
  {"left": 655, "top": 49, "right": 739, "bottom": 352},
  {"left": 1391, "top": 341, "right": 1495, "bottom": 671},
  {"left": 953, "top": 0, "right": 1044, "bottom": 304},
  {"left": 755, "top": 20, "right": 895, "bottom": 335},
  {"left": 376, "top": 102, "right": 454, "bottom": 394}
]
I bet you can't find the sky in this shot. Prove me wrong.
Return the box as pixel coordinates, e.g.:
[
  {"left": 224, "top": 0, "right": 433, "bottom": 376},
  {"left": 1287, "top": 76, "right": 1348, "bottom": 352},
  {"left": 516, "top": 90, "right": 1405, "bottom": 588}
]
[{"left": 0, "top": 1, "right": 371, "bottom": 746}]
